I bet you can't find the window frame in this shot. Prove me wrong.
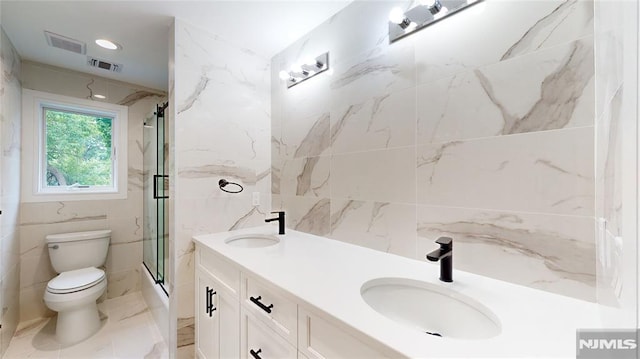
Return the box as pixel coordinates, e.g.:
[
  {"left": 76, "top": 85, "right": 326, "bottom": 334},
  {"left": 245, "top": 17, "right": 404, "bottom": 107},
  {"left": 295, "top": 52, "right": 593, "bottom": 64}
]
[{"left": 22, "top": 89, "right": 128, "bottom": 202}]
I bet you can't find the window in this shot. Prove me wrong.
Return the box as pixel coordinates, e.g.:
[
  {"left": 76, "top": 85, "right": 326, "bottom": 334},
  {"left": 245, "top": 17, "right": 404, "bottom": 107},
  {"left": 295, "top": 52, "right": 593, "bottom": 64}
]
[
  {"left": 22, "top": 89, "right": 128, "bottom": 202},
  {"left": 43, "top": 107, "right": 114, "bottom": 189}
]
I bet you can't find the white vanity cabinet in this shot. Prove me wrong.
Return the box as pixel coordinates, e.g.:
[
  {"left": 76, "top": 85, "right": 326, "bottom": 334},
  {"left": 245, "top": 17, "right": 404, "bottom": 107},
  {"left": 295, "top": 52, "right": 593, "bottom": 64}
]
[
  {"left": 195, "top": 243, "right": 394, "bottom": 359},
  {"left": 195, "top": 248, "right": 241, "bottom": 359}
]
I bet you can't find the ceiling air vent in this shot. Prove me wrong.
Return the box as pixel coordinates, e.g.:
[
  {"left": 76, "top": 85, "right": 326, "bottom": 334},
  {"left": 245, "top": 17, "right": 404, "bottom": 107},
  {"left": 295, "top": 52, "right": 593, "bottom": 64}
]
[
  {"left": 44, "top": 31, "right": 86, "bottom": 55},
  {"left": 87, "top": 57, "right": 123, "bottom": 73}
]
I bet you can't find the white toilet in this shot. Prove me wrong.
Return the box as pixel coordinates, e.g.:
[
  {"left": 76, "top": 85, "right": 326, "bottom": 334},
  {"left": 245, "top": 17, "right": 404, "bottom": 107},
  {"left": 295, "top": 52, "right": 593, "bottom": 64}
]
[{"left": 43, "top": 230, "right": 110, "bottom": 345}]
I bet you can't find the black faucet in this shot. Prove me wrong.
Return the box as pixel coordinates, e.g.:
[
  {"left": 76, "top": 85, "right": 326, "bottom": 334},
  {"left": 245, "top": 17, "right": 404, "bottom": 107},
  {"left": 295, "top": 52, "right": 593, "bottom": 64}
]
[
  {"left": 426, "top": 237, "right": 453, "bottom": 282},
  {"left": 265, "top": 211, "right": 285, "bottom": 235}
]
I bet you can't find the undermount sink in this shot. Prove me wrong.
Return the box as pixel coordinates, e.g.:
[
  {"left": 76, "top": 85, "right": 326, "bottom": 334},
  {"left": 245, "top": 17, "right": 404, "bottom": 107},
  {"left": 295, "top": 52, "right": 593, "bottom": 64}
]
[
  {"left": 361, "top": 278, "right": 501, "bottom": 340},
  {"left": 225, "top": 234, "right": 280, "bottom": 248}
]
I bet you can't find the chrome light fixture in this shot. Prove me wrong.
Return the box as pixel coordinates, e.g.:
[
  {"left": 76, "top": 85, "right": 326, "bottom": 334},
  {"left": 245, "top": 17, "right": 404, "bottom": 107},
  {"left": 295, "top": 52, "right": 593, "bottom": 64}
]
[
  {"left": 389, "top": 0, "right": 483, "bottom": 43},
  {"left": 421, "top": 0, "right": 443, "bottom": 15},
  {"left": 279, "top": 52, "right": 329, "bottom": 88}
]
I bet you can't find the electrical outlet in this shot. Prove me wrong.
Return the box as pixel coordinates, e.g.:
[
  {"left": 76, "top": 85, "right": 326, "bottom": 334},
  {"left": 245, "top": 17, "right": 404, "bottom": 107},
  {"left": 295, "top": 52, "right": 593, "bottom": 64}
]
[{"left": 252, "top": 192, "right": 260, "bottom": 206}]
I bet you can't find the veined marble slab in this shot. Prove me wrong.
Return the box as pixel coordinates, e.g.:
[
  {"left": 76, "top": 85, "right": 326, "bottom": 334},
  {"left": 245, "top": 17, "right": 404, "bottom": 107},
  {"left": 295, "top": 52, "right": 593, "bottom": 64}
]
[
  {"left": 279, "top": 156, "right": 330, "bottom": 198},
  {"left": 275, "top": 195, "right": 330, "bottom": 236},
  {"left": 330, "top": 200, "right": 416, "bottom": 258},
  {"left": 417, "top": 127, "right": 594, "bottom": 216},
  {"left": 332, "top": 147, "right": 416, "bottom": 204},
  {"left": 330, "top": 43, "right": 416, "bottom": 110},
  {"left": 280, "top": 112, "right": 330, "bottom": 159},
  {"left": 413, "top": 0, "right": 594, "bottom": 85},
  {"left": 418, "top": 38, "right": 594, "bottom": 144},
  {"left": 417, "top": 205, "right": 595, "bottom": 301},
  {"left": 331, "top": 87, "right": 416, "bottom": 154}
]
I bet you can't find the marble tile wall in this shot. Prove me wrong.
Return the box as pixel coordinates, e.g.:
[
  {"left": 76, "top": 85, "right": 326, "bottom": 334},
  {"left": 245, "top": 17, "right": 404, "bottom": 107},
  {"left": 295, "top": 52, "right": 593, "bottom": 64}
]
[
  {"left": 0, "top": 27, "right": 22, "bottom": 358},
  {"left": 272, "top": 0, "right": 597, "bottom": 301},
  {"left": 170, "top": 19, "right": 271, "bottom": 357},
  {"left": 18, "top": 61, "right": 166, "bottom": 322}
]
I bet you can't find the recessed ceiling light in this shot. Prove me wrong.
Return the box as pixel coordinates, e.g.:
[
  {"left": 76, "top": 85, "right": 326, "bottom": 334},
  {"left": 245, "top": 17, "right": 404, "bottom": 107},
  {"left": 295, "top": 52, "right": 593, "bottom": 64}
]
[
  {"left": 95, "top": 39, "right": 120, "bottom": 50},
  {"left": 93, "top": 94, "right": 106, "bottom": 99}
]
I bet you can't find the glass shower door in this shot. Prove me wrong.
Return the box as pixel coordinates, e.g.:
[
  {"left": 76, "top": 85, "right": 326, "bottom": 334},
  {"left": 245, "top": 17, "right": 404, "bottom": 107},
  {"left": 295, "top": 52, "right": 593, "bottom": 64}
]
[{"left": 143, "top": 103, "right": 169, "bottom": 291}]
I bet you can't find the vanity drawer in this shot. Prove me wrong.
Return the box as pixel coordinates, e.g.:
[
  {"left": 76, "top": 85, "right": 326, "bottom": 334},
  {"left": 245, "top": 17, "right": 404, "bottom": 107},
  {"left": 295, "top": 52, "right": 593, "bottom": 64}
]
[
  {"left": 241, "top": 309, "right": 297, "bottom": 359},
  {"left": 298, "top": 307, "right": 393, "bottom": 359},
  {"left": 198, "top": 246, "right": 240, "bottom": 296},
  {"left": 243, "top": 274, "right": 297, "bottom": 346}
]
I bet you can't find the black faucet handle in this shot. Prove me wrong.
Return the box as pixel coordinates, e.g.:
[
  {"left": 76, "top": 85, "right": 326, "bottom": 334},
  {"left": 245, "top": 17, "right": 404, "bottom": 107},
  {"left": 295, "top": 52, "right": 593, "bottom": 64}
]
[{"left": 435, "top": 237, "right": 452, "bottom": 247}]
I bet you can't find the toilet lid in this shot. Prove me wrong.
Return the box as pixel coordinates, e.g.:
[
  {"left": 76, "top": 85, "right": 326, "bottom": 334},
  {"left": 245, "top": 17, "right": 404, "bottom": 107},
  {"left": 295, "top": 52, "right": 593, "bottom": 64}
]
[{"left": 47, "top": 267, "right": 105, "bottom": 294}]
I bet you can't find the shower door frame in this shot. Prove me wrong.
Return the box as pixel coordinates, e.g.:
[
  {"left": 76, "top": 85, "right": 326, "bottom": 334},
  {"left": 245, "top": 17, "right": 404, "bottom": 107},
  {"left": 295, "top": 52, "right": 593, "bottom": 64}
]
[{"left": 143, "top": 102, "right": 169, "bottom": 296}]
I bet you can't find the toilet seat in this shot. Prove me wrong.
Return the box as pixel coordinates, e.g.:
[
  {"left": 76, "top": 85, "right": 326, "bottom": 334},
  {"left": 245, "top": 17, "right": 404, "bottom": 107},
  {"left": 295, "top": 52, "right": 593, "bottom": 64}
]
[{"left": 47, "top": 267, "right": 105, "bottom": 294}]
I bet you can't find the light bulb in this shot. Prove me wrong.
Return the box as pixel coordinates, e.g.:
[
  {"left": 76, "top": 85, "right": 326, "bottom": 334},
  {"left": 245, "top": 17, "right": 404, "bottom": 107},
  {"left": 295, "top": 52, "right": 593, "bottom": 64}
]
[
  {"left": 419, "top": 0, "right": 437, "bottom": 7},
  {"left": 291, "top": 64, "right": 303, "bottom": 73},
  {"left": 278, "top": 70, "right": 290, "bottom": 81},
  {"left": 95, "top": 39, "right": 120, "bottom": 50},
  {"left": 388, "top": 7, "right": 406, "bottom": 24},
  {"left": 303, "top": 57, "right": 317, "bottom": 66}
]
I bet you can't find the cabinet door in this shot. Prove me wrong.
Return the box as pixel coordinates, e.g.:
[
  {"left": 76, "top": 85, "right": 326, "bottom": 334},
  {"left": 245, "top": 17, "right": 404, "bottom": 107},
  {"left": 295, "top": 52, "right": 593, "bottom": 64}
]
[
  {"left": 196, "top": 270, "right": 219, "bottom": 359},
  {"left": 196, "top": 270, "right": 240, "bottom": 359},
  {"left": 218, "top": 288, "right": 240, "bottom": 358}
]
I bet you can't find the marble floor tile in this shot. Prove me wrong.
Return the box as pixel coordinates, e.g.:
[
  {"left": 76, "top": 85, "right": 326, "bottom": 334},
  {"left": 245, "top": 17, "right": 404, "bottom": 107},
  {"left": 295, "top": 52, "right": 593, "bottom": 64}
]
[{"left": 3, "top": 291, "right": 167, "bottom": 359}]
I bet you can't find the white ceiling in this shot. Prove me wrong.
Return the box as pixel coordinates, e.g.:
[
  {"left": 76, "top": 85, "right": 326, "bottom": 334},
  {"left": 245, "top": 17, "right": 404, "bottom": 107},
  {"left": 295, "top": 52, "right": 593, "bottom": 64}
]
[{"left": 1, "top": 0, "right": 352, "bottom": 91}]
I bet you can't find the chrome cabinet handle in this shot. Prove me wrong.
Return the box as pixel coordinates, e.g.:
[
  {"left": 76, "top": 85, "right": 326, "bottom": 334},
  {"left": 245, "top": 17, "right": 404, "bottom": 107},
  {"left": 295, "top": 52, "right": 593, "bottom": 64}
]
[{"left": 249, "top": 296, "right": 273, "bottom": 314}]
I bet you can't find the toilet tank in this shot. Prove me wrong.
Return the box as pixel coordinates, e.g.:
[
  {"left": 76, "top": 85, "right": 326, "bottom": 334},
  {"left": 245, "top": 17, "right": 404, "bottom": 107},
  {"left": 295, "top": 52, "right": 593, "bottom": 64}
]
[{"left": 46, "top": 230, "right": 111, "bottom": 273}]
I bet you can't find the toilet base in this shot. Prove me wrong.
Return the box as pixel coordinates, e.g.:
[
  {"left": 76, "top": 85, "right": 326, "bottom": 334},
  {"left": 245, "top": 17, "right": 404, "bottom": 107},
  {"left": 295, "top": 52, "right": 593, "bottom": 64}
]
[
  {"left": 44, "top": 272, "right": 107, "bottom": 345},
  {"left": 55, "top": 301, "right": 101, "bottom": 345}
]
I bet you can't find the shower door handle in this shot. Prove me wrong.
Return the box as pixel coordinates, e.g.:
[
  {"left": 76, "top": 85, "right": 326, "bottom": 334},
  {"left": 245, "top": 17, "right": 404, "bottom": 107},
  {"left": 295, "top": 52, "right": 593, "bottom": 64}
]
[{"left": 153, "top": 175, "right": 169, "bottom": 199}]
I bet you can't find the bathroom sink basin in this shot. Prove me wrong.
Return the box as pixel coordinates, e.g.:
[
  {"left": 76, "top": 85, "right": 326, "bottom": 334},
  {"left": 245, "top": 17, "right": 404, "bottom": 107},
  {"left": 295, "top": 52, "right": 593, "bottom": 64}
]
[
  {"left": 225, "top": 234, "right": 280, "bottom": 248},
  {"left": 361, "top": 278, "right": 501, "bottom": 340}
]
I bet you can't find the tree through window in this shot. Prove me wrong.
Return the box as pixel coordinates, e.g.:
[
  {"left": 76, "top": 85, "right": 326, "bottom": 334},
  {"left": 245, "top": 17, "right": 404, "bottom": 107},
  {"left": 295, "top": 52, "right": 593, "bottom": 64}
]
[{"left": 43, "top": 107, "right": 113, "bottom": 188}]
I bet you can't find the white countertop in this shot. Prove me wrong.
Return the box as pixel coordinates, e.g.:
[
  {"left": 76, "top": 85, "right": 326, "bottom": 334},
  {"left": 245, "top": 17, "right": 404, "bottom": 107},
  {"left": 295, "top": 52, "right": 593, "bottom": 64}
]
[{"left": 193, "top": 225, "right": 602, "bottom": 358}]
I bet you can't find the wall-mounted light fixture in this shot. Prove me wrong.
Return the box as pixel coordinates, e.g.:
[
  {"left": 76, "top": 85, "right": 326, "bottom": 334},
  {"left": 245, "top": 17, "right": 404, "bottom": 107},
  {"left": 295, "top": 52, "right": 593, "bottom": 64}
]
[
  {"left": 389, "top": 0, "right": 482, "bottom": 43},
  {"left": 279, "top": 52, "right": 329, "bottom": 88}
]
